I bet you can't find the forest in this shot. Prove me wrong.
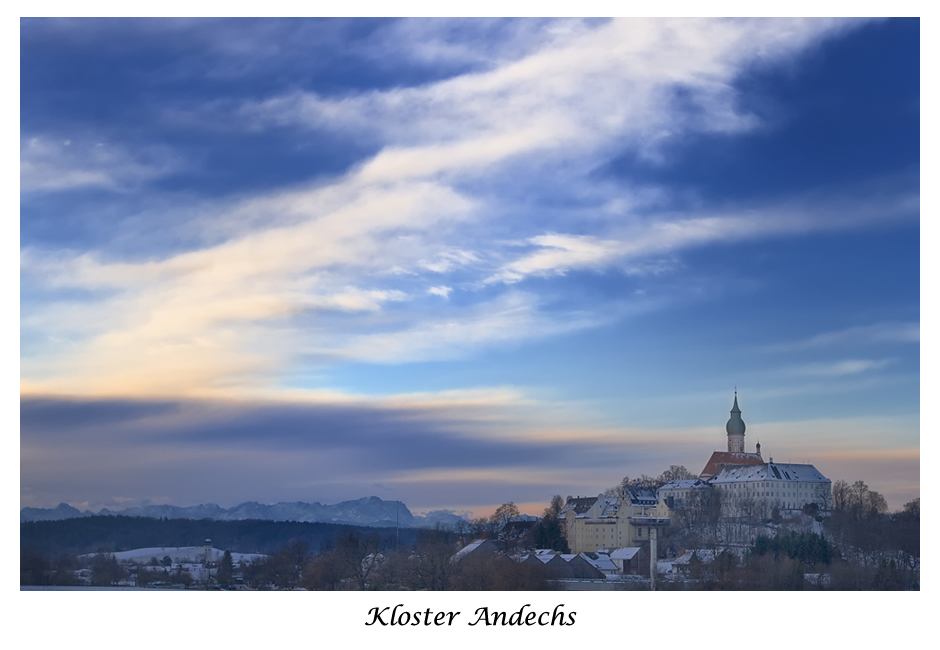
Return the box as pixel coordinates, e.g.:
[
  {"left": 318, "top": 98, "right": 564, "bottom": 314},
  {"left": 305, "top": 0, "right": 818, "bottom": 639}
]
[{"left": 20, "top": 514, "right": 421, "bottom": 558}]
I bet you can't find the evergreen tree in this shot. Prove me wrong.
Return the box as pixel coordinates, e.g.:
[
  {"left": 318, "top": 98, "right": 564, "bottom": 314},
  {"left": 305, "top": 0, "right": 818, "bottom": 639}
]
[{"left": 217, "top": 550, "right": 235, "bottom": 586}]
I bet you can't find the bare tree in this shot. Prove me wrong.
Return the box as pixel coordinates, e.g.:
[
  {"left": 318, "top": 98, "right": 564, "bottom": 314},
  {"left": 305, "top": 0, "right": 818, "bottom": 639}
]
[
  {"left": 91, "top": 553, "right": 125, "bottom": 586},
  {"left": 301, "top": 550, "right": 347, "bottom": 590},
  {"left": 335, "top": 532, "right": 383, "bottom": 590},
  {"left": 831, "top": 479, "right": 849, "bottom": 511},
  {"left": 862, "top": 486, "right": 887, "bottom": 517},
  {"left": 470, "top": 517, "right": 490, "bottom": 537},
  {"left": 686, "top": 489, "right": 723, "bottom": 546},
  {"left": 490, "top": 502, "right": 520, "bottom": 532},
  {"left": 545, "top": 495, "right": 565, "bottom": 519},
  {"left": 412, "top": 531, "right": 459, "bottom": 590},
  {"left": 622, "top": 474, "right": 659, "bottom": 488},
  {"left": 533, "top": 495, "right": 569, "bottom": 553},
  {"left": 658, "top": 465, "right": 696, "bottom": 483},
  {"left": 837, "top": 480, "right": 888, "bottom": 519}
]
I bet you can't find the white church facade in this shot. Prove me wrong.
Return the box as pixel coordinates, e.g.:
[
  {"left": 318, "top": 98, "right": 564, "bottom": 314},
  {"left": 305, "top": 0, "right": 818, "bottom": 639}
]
[{"left": 709, "top": 461, "right": 832, "bottom": 519}]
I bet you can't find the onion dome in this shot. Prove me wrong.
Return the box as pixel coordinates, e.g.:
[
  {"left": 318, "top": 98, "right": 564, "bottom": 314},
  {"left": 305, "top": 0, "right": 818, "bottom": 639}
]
[{"left": 726, "top": 393, "right": 746, "bottom": 436}]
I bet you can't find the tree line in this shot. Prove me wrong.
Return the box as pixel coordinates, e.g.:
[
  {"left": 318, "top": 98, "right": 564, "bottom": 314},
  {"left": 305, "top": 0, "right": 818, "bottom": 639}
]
[
  {"left": 241, "top": 529, "right": 556, "bottom": 591},
  {"left": 20, "top": 514, "right": 424, "bottom": 558}
]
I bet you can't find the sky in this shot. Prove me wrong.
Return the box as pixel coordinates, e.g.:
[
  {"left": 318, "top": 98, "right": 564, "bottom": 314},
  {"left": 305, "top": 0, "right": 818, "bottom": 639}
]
[{"left": 19, "top": 17, "right": 920, "bottom": 518}]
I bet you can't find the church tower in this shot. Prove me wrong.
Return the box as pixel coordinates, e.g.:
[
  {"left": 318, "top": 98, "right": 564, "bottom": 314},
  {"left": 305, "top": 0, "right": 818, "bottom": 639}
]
[
  {"left": 726, "top": 392, "right": 746, "bottom": 453},
  {"left": 700, "top": 392, "right": 763, "bottom": 479}
]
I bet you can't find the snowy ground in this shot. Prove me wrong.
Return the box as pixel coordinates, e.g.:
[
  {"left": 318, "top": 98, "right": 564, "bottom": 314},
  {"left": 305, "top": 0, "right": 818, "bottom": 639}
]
[
  {"left": 21, "top": 586, "right": 154, "bottom": 591},
  {"left": 79, "top": 546, "right": 265, "bottom": 564}
]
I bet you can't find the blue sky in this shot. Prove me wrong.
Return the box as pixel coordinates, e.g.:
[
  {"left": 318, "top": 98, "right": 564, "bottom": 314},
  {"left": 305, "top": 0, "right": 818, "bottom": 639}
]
[{"left": 20, "top": 18, "right": 919, "bottom": 517}]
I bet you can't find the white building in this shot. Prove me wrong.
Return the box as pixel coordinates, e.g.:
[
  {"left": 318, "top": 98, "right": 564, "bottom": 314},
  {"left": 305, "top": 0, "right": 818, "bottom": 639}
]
[
  {"left": 658, "top": 478, "right": 711, "bottom": 512},
  {"left": 711, "top": 461, "right": 831, "bottom": 518}
]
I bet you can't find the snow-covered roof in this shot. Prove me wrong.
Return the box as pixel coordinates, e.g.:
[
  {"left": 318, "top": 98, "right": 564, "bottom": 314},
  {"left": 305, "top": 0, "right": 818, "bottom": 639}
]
[
  {"left": 517, "top": 552, "right": 556, "bottom": 565},
  {"left": 596, "top": 497, "right": 620, "bottom": 517},
  {"left": 622, "top": 485, "right": 658, "bottom": 505},
  {"left": 660, "top": 479, "right": 709, "bottom": 490},
  {"left": 711, "top": 462, "right": 829, "bottom": 484},
  {"left": 453, "top": 540, "right": 484, "bottom": 558},
  {"left": 700, "top": 451, "right": 764, "bottom": 478},
  {"left": 579, "top": 552, "right": 618, "bottom": 572},
  {"left": 561, "top": 496, "right": 598, "bottom": 516},
  {"left": 452, "top": 539, "right": 498, "bottom": 562},
  {"left": 609, "top": 547, "right": 641, "bottom": 560}
]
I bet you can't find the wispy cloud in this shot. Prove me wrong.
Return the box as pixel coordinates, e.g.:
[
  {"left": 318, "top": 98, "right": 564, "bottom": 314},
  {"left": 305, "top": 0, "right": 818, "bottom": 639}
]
[
  {"left": 313, "top": 291, "right": 606, "bottom": 364},
  {"left": 21, "top": 18, "right": 897, "bottom": 399},
  {"left": 239, "top": 19, "right": 861, "bottom": 164},
  {"left": 20, "top": 393, "right": 919, "bottom": 514},
  {"left": 19, "top": 18, "right": 919, "bottom": 520},
  {"left": 781, "top": 358, "right": 896, "bottom": 377},
  {"left": 766, "top": 322, "right": 920, "bottom": 351},
  {"left": 357, "top": 18, "right": 567, "bottom": 72},
  {"left": 20, "top": 137, "right": 179, "bottom": 193},
  {"left": 486, "top": 189, "right": 917, "bottom": 284}
]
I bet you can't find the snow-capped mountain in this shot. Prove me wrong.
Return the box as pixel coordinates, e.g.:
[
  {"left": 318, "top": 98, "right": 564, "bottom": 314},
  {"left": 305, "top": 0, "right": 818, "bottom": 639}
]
[{"left": 21, "top": 496, "right": 468, "bottom": 529}]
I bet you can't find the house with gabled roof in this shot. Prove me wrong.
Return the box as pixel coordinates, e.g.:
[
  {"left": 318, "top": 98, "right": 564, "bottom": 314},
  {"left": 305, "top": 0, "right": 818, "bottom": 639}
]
[
  {"left": 559, "top": 553, "right": 605, "bottom": 579},
  {"left": 671, "top": 549, "right": 720, "bottom": 578},
  {"left": 560, "top": 485, "right": 664, "bottom": 554},
  {"left": 579, "top": 551, "right": 619, "bottom": 576},
  {"left": 609, "top": 546, "right": 648, "bottom": 575},
  {"left": 451, "top": 539, "right": 499, "bottom": 564},
  {"left": 520, "top": 551, "right": 569, "bottom": 578}
]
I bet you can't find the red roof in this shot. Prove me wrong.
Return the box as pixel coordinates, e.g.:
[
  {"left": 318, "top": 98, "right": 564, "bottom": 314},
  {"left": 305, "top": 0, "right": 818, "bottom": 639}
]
[{"left": 700, "top": 451, "right": 763, "bottom": 478}]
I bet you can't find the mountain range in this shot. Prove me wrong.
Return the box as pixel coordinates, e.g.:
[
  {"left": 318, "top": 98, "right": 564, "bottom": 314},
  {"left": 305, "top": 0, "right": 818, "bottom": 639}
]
[{"left": 20, "top": 496, "right": 469, "bottom": 529}]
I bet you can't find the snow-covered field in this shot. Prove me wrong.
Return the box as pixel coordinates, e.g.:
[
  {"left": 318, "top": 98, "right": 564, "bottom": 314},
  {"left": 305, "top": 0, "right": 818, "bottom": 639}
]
[
  {"left": 80, "top": 546, "right": 265, "bottom": 564},
  {"left": 21, "top": 586, "right": 154, "bottom": 591}
]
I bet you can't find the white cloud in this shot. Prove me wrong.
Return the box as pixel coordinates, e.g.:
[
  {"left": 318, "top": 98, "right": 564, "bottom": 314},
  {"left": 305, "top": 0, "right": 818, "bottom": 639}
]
[
  {"left": 428, "top": 286, "right": 452, "bottom": 299},
  {"left": 314, "top": 291, "right": 603, "bottom": 364},
  {"left": 20, "top": 176, "right": 483, "bottom": 395},
  {"left": 782, "top": 358, "right": 895, "bottom": 377},
  {"left": 492, "top": 234, "right": 626, "bottom": 283},
  {"left": 22, "top": 18, "right": 897, "bottom": 398},
  {"left": 486, "top": 190, "right": 917, "bottom": 284},
  {"left": 20, "top": 136, "right": 179, "bottom": 193},
  {"left": 768, "top": 322, "right": 920, "bottom": 351},
  {"left": 418, "top": 248, "right": 481, "bottom": 274},
  {"left": 242, "top": 19, "right": 857, "bottom": 166}
]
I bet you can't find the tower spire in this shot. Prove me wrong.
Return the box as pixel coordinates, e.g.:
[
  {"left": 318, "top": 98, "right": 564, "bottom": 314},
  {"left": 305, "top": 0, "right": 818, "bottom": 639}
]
[{"left": 726, "top": 392, "right": 746, "bottom": 452}]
